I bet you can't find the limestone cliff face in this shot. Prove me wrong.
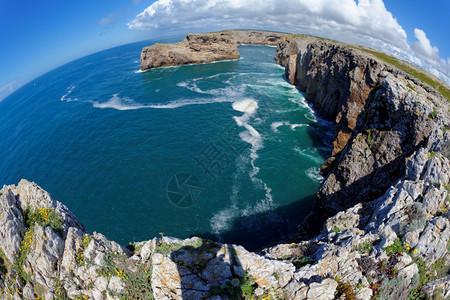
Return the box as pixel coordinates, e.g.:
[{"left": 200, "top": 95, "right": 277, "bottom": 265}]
[
  {"left": 277, "top": 39, "right": 383, "bottom": 156},
  {"left": 140, "top": 32, "right": 240, "bottom": 70},
  {"left": 275, "top": 37, "right": 450, "bottom": 233}
]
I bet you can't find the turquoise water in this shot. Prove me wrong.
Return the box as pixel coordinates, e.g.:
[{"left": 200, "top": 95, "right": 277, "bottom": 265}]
[{"left": 0, "top": 39, "right": 332, "bottom": 250}]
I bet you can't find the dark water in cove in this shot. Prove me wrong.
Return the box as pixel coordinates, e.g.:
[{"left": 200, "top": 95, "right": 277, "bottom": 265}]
[{"left": 0, "top": 38, "right": 332, "bottom": 250}]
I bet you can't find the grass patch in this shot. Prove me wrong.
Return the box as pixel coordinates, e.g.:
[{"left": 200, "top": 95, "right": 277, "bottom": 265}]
[
  {"left": 97, "top": 252, "right": 154, "bottom": 299},
  {"left": 332, "top": 226, "right": 341, "bottom": 233},
  {"left": 354, "top": 46, "right": 450, "bottom": 101},
  {"left": 367, "top": 129, "right": 372, "bottom": 145},
  {"left": 82, "top": 234, "right": 93, "bottom": 249},
  {"left": 384, "top": 238, "right": 405, "bottom": 256},
  {"left": 355, "top": 241, "right": 373, "bottom": 254},
  {"left": 23, "top": 206, "right": 64, "bottom": 235},
  {"left": 0, "top": 247, "right": 8, "bottom": 276},
  {"left": 209, "top": 274, "right": 258, "bottom": 299},
  {"left": 155, "top": 241, "right": 183, "bottom": 255},
  {"left": 406, "top": 83, "right": 415, "bottom": 91},
  {"left": 335, "top": 278, "right": 357, "bottom": 300},
  {"left": 294, "top": 257, "right": 313, "bottom": 269},
  {"left": 15, "top": 227, "right": 34, "bottom": 283},
  {"left": 428, "top": 107, "right": 438, "bottom": 119}
]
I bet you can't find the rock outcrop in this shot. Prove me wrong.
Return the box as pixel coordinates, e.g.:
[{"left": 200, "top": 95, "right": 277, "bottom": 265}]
[
  {"left": 275, "top": 36, "right": 450, "bottom": 239},
  {"left": 140, "top": 32, "right": 240, "bottom": 71},
  {"left": 140, "top": 30, "right": 286, "bottom": 71},
  {"left": 228, "top": 30, "right": 285, "bottom": 45},
  {"left": 1, "top": 32, "right": 449, "bottom": 300}
]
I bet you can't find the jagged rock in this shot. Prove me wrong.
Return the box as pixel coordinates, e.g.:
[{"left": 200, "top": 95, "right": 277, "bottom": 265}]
[
  {"left": 11, "top": 179, "right": 84, "bottom": 237},
  {"left": 423, "top": 275, "right": 450, "bottom": 299},
  {"left": 0, "top": 190, "right": 25, "bottom": 263},
  {"left": 234, "top": 245, "right": 295, "bottom": 289},
  {"left": 306, "top": 278, "right": 337, "bottom": 300},
  {"left": 414, "top": 216, "right": 450, "bottom": 264},
  {"left": 151, "top": 253, "right": 183, "bottom": 300},
  {"left": 24, "top": 224, "right": 65, "bottom": 293}
]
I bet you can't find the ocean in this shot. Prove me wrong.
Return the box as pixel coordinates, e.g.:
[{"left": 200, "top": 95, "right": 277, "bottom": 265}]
[{"left": 0, "top": 38, "right": 333, "bottom": 250}]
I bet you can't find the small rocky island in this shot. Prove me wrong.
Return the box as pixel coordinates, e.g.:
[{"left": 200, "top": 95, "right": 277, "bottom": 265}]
[
  {"left": 1, "top": 30, "right": 450, "bottom": 300},
  {"left": 140, "top": 30, "right": 285, "bottom": 70}
]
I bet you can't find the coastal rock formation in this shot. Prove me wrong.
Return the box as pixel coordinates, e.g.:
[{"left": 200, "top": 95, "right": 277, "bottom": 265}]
[
  {"left": 140, "top": 32, "right": 240, "bottom": 70},
  {"left": 275, "top": 36, "right": 450, "bottom": 238},
  {"left": 1, "top": 33, "right": 449, "bottom": 300},
  {"left": 140, "top": 30, "right": 286, "bottom": 71},
  {"left": 1, "top": 151, "right": 449, "bottom": 299}
]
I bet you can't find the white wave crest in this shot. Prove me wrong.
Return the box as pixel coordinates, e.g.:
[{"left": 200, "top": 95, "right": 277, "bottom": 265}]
[
  {"left": 63, "top": 92, "right": 236, "bottom": 111},
  {"left": 271, "top": 121, "right": 306, "bottom": 132},
  {"left": 232, "top": 98, "right": 258, "bottom": 115},
  {"left": 91, "top": 94, "right": 147, "bottom": 110},
  {"left": 306, "top": 167, "right": 324, "bottom": 183},
  {"left": 134, "top": 69, "right": 148, "bottom": 73},
  {"left": 294, "top": 146, "right": 324, "bottom": 164},
  {"left": 61, "top": 85, "right": 76, "bottom": 101}
]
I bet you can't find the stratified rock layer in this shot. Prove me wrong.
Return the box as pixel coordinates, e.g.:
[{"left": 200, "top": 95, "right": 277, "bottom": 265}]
[{"left": 140, "top": 32, "right": 240, "bottom": 70}]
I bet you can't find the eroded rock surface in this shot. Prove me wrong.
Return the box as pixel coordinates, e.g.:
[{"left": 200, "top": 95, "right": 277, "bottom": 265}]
[{"left": 140, "top": 32, "right": 240, "bottom": 70}]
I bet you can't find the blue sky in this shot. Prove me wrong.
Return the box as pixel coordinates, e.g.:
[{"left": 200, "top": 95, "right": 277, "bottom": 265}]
[{"left": 1, "top": 0, "right": 449, "bottom": 101}]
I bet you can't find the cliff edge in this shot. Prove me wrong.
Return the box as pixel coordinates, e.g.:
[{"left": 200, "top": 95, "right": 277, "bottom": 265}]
[{"left": 275, "top": 36, "right": 450, "bottom": 238}]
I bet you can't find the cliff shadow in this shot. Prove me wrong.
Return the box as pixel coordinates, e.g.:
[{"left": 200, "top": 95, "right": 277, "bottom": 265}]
[
  {"left": 165, "top": 241, "right": 256, "bottom": 299},
  {"left": 182, "top": 193, "right": 316, "bottom": 253},
  {"left": 297, "top": 141, "right": 427, "bottom": 240}
]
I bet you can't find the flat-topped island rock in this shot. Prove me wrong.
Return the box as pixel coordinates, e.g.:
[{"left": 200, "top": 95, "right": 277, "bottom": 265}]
[
  {"left": 140, "top": 32, "right": 240, "bottom": 70},
  {"left": 140, "top": 30, "right": 286, "bottom": 71}
]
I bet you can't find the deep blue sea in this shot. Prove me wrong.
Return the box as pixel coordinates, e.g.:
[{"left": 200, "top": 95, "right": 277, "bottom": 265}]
[{"left": 0, "top": 38, "right": 332, "bottom": 250}]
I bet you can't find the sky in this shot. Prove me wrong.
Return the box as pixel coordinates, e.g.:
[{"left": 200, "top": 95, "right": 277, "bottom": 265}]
[{"left": 0, "top": 0, "right": 449, "bottom": 101}]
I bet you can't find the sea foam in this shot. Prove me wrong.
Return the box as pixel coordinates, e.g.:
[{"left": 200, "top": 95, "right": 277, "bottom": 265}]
[{"left": 61, "top": 85, "right": 76, "bottom": 101}]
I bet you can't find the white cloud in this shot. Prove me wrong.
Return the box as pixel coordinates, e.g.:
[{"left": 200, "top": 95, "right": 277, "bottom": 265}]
[
  {"left": 411, "top": 29, "right": 438, "bottom": 58},
  {"left": 128, "top": 0, "right": 407, "bottom": 47},
  {"left": 128, "top": 0, "right": 450, "bottom": 84},
  {"left": 409, "top": 28, "right": 450, "bottom": 83},
  {"left": 98, "top": 13, "right": 120, "bottom": 26}
]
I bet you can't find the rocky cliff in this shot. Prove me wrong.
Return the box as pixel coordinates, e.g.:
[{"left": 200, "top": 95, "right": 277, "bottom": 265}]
[
  {"left": 140, "top": 30, "right": 286, "bottom": 71},
  {"left": 140, "top": 32, "right": 240, "bottom": 71},
  {"left": 275, "top": 36, "right": 450, "bottom": 237},
  {"left": 1, "top": 33, "right": 450, "bottom": 300}
]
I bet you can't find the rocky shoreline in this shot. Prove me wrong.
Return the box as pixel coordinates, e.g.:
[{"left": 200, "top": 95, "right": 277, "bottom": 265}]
[{"left": 1, "top": 32, "right": 449, "bottom": 300}]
